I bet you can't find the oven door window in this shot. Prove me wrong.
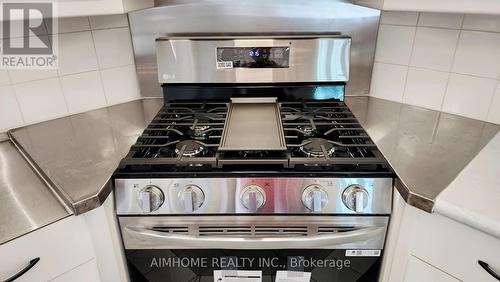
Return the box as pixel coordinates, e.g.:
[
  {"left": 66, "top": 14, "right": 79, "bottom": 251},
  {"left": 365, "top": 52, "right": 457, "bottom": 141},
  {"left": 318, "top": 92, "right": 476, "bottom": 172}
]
[{"left": 126, "top": 249, "right": 381, "bottom": 282}]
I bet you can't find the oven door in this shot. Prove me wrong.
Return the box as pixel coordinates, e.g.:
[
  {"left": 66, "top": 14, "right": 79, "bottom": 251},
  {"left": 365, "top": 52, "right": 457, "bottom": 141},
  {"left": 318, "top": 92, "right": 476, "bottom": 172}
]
[{"left": 120, "top": 216, "right": 388, "bottom": 282}]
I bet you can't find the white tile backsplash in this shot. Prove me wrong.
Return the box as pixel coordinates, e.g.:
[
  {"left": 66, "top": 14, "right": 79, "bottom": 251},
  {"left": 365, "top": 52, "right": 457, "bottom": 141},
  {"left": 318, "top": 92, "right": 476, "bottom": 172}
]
[
  {"left": 0, "top": 69, "right": 11, "bottom": 86},
  {"left": 417, "top": 13, "right": 464, "bottom": 29},
  {"left": 57, "top": 31, "right": 99, "bottom": 76},
  {"left": 92, "top": 28, "right": 134, "bottom": 69},
  {"left": 372, "top": 12, "right": 500, "bottom": 124},
  {"left": 410, "top": 27, "right": 459, "bottom": 71},
  {"left": 14, "top": 78, "right": 68, "bottom": 124},
  {"left": 89, "top": 14, "right": 128, "bottom": 30},
  {"left": 0, "top": 85, "right": 23, "bottom": 131},
  {"left": 487, "top": 83, "right": 500, "bottom": 124},
  {"left": 452, "top": 31, "right": 500, "bottom": 79},
  {"left": 462, "top": 14, "right": 500, "bottom": 33},
  {"left": 370, "top": 62, "right": 408, "bottom": 102},
  {"left": 55, "top": 17, "right": 91, "bottom": 34},
  {"left": 60, "top": 71, "right": 107, "bottom": 114},
  {"left": 442, "top": 74, "right": 497, "bottom": 120},
  {"left": 375, "top": 25, "right": 416, "bottom": 65},
  {"left": 380, "top": 11, "right": 419, "bottom": 26},
  {"left": 0, "top": 14, "right": 139, "bottom": 132},
  {"left": 101, "top": 65, "right": 140, "bottom": 105},
  {"left": 403, "top": 67, "right": 448, "bottom": 111}
]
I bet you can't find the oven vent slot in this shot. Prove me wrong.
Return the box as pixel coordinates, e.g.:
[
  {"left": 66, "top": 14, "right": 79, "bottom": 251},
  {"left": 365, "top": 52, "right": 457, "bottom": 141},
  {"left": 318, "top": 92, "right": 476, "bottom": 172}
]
[
  {"left": 151, "top": 226, "right": 189, "bottom": 233},
  {"left": 254, "top": 226, "right": 309, "bottom": 236},
  {"left": 198, "top": 225, "right": 310, "bottom": 237},
  {"left": 199, "top": 226, "right": 253, "bottom": 236},
  {"left": 151, "top": 225, "right": 359, "bottom": 237},
  {"left": 317, "top": 226, "right": 356, "bottom": 234}
]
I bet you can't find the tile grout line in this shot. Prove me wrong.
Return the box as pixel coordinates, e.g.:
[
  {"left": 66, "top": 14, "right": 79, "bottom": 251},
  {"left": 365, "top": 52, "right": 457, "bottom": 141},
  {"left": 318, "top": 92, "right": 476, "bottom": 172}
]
[
  {"left": 380, "top": 23, "right": 500, "bottom": 34},
  {"left": 484, "top": 80, "right": 500, "bottom": 123},
  {"left": 89, "top": 25, "right": 110, "bottom": 106},
  {"left": 437, "top": 19, "right": 464, "bottom": 112},
  {"left": 400, "top": 12, "right": 420, "bottom": 104},
  {"left": 374, "top": 61, "right": 498, "bottom": 81}
]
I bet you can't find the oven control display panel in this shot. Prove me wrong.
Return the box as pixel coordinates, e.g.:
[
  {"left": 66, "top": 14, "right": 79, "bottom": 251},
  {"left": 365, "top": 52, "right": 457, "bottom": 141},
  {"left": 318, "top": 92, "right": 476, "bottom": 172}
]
[{"left": 216, "top": 46, "right": 290, "bottom": 69}]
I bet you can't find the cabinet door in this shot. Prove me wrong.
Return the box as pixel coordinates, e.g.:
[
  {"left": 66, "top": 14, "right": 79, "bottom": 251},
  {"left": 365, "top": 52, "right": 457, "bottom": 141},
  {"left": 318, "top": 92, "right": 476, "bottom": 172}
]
[
  {"left": 404, "top": 255, "right": 460, "bottom": 282},
  {"left": 49, "top": 259, "right": 101, "bottom": 282},
  {"left": 0, "top": 216, "right": 95, "bottom": 282}
]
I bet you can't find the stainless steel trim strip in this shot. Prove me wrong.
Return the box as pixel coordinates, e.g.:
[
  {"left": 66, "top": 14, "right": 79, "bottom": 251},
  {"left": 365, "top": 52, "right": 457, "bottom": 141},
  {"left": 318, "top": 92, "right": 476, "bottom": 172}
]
[{"left": 156, "top": 33, "right": 347, "bottom": 40}]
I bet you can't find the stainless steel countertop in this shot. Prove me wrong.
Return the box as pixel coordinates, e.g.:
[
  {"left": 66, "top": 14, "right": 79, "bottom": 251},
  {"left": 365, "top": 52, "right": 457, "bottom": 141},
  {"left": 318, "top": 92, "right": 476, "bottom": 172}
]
[
  {"left": 7, "top": 96, "right": 499, "bottom": 215},
  {"left": 345, "top": 96, "right": 500, "bottom": 212},
  {"left": 9, "top": 99, "right": 163, "bottom": 215},
  {"left": 0, "top": 135, "right": 70, "bottom": 245}
]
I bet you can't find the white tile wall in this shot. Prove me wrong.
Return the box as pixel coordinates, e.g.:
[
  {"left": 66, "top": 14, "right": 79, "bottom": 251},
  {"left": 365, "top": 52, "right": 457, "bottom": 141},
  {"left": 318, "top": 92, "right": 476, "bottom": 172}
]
[
  {"left": 14, "top": 78, "right": 68, "bottom": 124},
  {"left": 60, "top": 71, "right": 106, "bottom": 114},
  {"left": 370, "top": 62, "right": 408, "bottom": 102},
  {"left": 92, "top": 27, "right": 134, "bottom": 69},
  {"left": 374, "top": 25, "right": 416, "bottom": 65},
  {"left": 410, "top": 27, "right": 459, "bottom": 71},
  {"left": 372, "top": 12, "right": 500, "bottom": 124},
  {"left": 442, "top": 74, "right": 497, "bottom": 120},
  {"left": 488, "top": 83, "right": 500, "bottom": 124},
  {"left": 89, "top": 14, "right": 128, "bottom": 30},
  {"left": 57, "top": 31, "right": 99, "bottom": 75},
  {"left": 380, "top": 11, "right": 419, "bottom": 26},
  {"left": 0, "top": 15, "right": 140, "bottom": 132},
  {"left": 417, "top": 13, "right": 463, "bottom": 29},
  {"left": 0, "top": 85, "right": 23, "bottom": 131},
  {"left": 101, "top": 65, "right": 141, "bottom": 105},
  {"left": 403, "top": 67, "right": 448, "bottom": 111}
]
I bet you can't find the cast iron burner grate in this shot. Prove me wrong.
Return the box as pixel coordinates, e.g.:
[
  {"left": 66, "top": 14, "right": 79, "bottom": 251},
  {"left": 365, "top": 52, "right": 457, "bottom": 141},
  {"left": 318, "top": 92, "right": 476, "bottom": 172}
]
[{"left": 119, "top": 100, "right": 390, "bottom": 174}]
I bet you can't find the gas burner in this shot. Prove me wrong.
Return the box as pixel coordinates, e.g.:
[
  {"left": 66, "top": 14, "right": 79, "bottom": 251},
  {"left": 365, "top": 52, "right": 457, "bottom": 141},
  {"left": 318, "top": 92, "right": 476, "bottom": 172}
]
[
  {"left": 299, "top": 138, "right": 335, "bottom": 158},
  {"left": 297, "top": 125, "right": 316, "bottom": 136},
  {"left": 175, "top": 140, "right": 205, "bottom": 157},
  {"left": 189, "top": 123, "right": 211, "bottom": 139}
]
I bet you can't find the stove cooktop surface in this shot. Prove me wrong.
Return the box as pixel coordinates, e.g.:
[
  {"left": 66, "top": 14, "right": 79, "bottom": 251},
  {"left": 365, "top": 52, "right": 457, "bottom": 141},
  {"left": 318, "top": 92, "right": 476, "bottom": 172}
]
[{"left": 117, "top": 99, "right": 392, "bottom": 177}]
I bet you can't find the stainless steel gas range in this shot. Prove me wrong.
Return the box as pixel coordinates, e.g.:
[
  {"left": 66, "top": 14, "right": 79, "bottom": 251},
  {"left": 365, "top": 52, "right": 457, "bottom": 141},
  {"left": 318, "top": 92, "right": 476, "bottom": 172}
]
[{"left": 114, "top": 34, "right": 394, "bottom": 282}]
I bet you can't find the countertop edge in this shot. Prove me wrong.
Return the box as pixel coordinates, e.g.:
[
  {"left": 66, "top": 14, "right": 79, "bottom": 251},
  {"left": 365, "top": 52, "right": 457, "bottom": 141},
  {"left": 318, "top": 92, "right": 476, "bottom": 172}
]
[
  {"left": 394, "top": 178, "right": 434, "bottom": 213},
  {"left": 72, "top": 180, "right": 114, "bottom": 215},
  {"left": 9, "top": 128, "right": 116, "bottom": 215},
  {"left": 433, "top": 200, "right": 500, "bottom": 240},
  {"left": 8, "top": 131, "right": 74, "bottom": 215}
]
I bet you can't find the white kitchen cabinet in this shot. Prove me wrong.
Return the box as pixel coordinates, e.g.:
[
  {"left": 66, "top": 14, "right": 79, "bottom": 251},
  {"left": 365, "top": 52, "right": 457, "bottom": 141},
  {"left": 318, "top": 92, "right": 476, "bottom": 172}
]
[
  {"left": 381, "top": 193, "right": 500, "bottom": 282},
  {"left": 403, "top": 255, "right": 459, "bottom": 282},
  {"left": 0, "top": 216, "right": 96, "bottom": 282},
  {"left": 49, "top": 258, "right": 101, "bottom": 282},
  {"left": 7, "top": 0, "right": 153, "bottom": 19},
  {"left": 354, "top": 0, "right": 500, "bottom": 15},
  {"left": 54, "top": 0, "right": 153, "bottom": 18}
]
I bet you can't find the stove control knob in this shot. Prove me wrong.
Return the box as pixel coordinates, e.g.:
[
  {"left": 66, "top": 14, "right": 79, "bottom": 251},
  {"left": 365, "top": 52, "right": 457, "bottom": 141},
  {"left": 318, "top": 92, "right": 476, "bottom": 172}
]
[
  {"left": 302, "top": 184, "right": 328, "bottom": 212},
  {"left": 179, "top": 185, "right": 205, "bottom": 212},
  {"left": 342, "top": 184, "right": 369, "bottom": 213},
  {"left": 138, "top": 185, "right": 164, "bottom": 212},
  {"left": 241, "top": 185, "right": 266, "bottom": 212}
]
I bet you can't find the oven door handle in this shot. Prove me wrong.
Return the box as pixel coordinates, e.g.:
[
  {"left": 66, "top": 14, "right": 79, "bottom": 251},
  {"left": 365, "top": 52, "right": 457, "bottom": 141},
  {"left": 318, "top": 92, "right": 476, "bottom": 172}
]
[{"left": 124, "top": 226, "right": 385, "bottom": 249}]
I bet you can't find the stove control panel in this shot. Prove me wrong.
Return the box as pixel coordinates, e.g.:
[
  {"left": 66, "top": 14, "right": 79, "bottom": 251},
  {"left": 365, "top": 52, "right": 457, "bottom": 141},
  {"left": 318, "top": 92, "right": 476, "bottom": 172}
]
[{"left": 115, "top": 178, "right": 392, "bottom": 215}]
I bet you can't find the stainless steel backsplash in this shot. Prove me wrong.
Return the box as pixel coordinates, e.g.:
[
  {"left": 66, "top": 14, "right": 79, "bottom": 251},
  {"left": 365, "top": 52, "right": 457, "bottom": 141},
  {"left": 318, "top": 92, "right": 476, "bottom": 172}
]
[{"left": 129, "top": 0, "right": 380, "bottom": 97}]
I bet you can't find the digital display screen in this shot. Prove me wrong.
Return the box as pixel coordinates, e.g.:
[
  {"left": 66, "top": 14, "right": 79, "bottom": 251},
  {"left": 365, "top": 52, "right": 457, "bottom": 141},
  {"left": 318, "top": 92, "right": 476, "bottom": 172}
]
[{"left": 216, "top": 47, "right": 290, "bottom": 69}]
